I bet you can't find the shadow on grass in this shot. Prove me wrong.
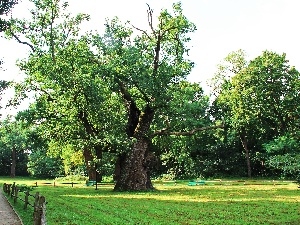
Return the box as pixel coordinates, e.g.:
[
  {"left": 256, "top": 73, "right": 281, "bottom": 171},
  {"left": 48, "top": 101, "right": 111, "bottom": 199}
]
[
  {"left": 36, "top": 185, "right": 300, "bottom": 225},
  {"left": 1, "top": 178, "right": 299, "bottom": 225}
]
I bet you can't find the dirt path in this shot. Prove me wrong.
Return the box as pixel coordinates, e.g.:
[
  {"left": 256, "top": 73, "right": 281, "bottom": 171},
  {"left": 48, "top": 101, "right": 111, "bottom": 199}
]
[{"left": 0, "top": 191, "right": 22, "bottom": 225}]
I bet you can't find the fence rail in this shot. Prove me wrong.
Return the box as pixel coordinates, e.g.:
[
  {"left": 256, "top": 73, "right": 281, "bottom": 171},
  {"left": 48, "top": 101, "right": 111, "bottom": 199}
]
[
  {"left": 33, "top": 181, "right": 79, "bottom": 187},
  {"left": 3, "top": 182, "right": 46, "bottom": 225}
]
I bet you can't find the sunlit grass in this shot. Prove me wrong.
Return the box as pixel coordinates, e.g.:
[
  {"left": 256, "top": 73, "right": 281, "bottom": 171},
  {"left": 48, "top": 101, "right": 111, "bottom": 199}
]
[{"left": 1, "top": 177, "right": 299, "bottom": 225}]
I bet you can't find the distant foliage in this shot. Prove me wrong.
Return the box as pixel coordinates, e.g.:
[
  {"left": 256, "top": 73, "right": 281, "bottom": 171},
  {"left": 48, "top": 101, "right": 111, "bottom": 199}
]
[
  {"left": 264, "top": 133, "right": 300, "bottom": 181},
  {"left": 0, "top": 0, "right": 18, "bottom": 31},
  {"left": 27, "top": 150, "right": 64, "bottom": 178},
  {"left": 55, "top": 174, "right": 88, "bottom": 182}
]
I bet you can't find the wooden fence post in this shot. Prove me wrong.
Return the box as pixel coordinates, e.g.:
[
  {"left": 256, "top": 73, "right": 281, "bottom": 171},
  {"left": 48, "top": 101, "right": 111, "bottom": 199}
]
[
  {"left": 33, "top": 192, "right": 40, "bottom": 225},
  {"left": 3, "top": 182, "right": 47, "bottom": 225},
  {"left": 40, "top": 196, "right": 46, "bottom": 225},
  {"left": 24, "top": 190, "right": 29, "bottom": 210},
  {"left": 33, "top": 192, "right": 47, "bottom": 225},
  {"left": 3, "top": 183, "right": 7, "bottom": 193},
  {"left": 7, "top": 184, "right": 12, "bottom": 196},
  {"left": 14, "top": 186, "right": 19, "bottom": 204},
  {"left": 11, "top": 182, "right": 15, "bottom": 198}
]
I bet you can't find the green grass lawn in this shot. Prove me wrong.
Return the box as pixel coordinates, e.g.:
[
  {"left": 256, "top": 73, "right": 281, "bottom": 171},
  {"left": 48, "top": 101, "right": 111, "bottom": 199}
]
[{"left": 1, "top": 177, "right": 299, "bottom": 225}]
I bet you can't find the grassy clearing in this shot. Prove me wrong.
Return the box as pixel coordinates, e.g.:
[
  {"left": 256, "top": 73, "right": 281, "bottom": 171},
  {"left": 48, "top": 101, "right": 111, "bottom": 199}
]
[{"left": 1, "top": 177, "right": 299, "bottom": 225}]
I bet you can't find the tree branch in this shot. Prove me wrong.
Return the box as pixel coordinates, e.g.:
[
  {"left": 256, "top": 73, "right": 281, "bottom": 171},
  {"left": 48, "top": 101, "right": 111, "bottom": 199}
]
[
  {"left": 129, "top": 22, "right": 151, "bottom": 40},
  {"left": 146, "top": 3, "right": 156, "bottom": 35},
  {"left": 78, "top": 110, "right": 98, "bottom": 136},
  {"left": 116, "top": 79, "right": 141, "bottom": 136},
  {"left": 161, "top": 26, "right": 178, "bottom": 35},
  {"left": 29, "top": 81, "right": 55, "bottom": 101},
  {"left": 49, "top": 0, "right": 59, "bottom": 62},
  {"left": 152, "top": 32, "right": 161, "bottom": 77},
  {"left": 131, "top": 80, "right": 152, "bottom": 103},
  {"left": 151, "top": 124, "right": 224, "bottom": 137},
  {"left": 11, "top": 32, "right": 35, "bottom": 52}
]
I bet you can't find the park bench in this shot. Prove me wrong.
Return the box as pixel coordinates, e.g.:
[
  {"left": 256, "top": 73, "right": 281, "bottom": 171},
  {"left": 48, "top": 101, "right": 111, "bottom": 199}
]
[
  {"left": 86, "top": 180, "right": 113, "bottom": 186},
  {"left": 188, "top": 180, "right": 206, "bottom": 186},
  {"left": 86, "top": 180, "right": 97, "bottom": 186}
]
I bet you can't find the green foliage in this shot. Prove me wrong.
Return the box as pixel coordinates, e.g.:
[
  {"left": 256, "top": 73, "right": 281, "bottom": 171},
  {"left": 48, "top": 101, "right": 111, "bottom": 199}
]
[
  {"left": 264, "top": 133, "right": 300, "bottom": 181},
  {"left": 9, "top": 0, "right": 128, "bottom": 157},
  {"left": 54, "top": 174, "right": 87, "bottom": 182},
  {"left": 0, "top": 0, "right": 18, "bottom": 15},
  {"left": 0, "top": 147, "right": 11, "bottom": 175},
  {"left": 16, "top": 183, "right": 33, "bottom": 192},
  {"left": 27, "top": 149, "right": 64, "bottom": 178},
  {"left": 211, "top": 50, "right": 300, "bottom": 178},
  {"left": 0, "top": 80, "right": 10, "bottom": 92},
  {"left": 0, "top": 119, "right": 30, "bottom": 176},
  {"left": 267, "top": 154, "right": 300, "bottom": 179},
  {"left": 48, "top": 142, "right": 85, "bottom": 175},
  {"left": 151, "top": 81, "right": 212, "bottom": 179},
  {"left": 264, "top": 134, "right": 299, "bottom": 155},
  {"left": 0, "top": 0, "right": 18, "bottom": 31}
]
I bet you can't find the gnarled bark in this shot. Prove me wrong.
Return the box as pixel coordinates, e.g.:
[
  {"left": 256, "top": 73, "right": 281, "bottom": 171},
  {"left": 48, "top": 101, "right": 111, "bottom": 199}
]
[
  {"left": 114, "top": 105, "right": 155, "bottom": 191},
  {"left": 114, "top": 138, "right": 153, "bottom": 191}
]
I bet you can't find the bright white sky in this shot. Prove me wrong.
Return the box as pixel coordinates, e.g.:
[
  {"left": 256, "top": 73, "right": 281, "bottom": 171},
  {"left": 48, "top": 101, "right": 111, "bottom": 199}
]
[{"left": 1, "top": 0, "right": 300, "bottom": 116}]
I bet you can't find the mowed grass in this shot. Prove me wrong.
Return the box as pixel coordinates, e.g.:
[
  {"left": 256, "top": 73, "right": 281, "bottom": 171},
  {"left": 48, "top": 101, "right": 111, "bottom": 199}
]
[{"left": 1, "top": 177, "right": 299, "bottom": 225}]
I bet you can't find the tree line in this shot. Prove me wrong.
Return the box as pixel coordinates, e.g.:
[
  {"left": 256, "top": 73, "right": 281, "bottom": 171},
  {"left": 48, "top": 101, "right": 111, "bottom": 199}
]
[{"left": 0, "top": 0, "right": 299, "bottom": 191}]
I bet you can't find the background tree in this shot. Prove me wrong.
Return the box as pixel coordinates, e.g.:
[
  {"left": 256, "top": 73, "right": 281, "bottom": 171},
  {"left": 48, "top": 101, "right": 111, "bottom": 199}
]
[
  {"left": 0, "top": 119, "right": 30, "bottom": 177},
  {"left": 210, "top": 50, "right": 254, "bottom": 177},
  {"left": 211, "top": 50, "right": 300, "bottom": 178},
  {"left": 7, "top": 0, "right": 126, "bottom": 181}
]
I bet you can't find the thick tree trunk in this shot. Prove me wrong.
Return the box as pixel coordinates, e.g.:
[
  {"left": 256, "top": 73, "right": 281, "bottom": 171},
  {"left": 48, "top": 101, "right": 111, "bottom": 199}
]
[
  {"left": 114, "top": 106, "right": 155, "bottom": 191},
  {"left": 240, "top": 134, "right": 252, "bottom": 178},
  {"left": 10, "top": 148, "right": 16, "bottom": 178},
  {"left": 114, "top": 138, "right": 153, "bottom": 191},
  {"left": 83, "top": 148, "right": 96, "bottom": 181}
]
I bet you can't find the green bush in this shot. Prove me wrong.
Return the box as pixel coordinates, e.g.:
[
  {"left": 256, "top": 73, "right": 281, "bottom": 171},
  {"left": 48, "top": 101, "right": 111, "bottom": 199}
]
[
  {"left": 27, "top": 150, "right": 64, "bottom": 178},
  {"left": 16, "top": 184, "right": 33, "bottom": 192},
  {"left": 264, "top": 134, "right": 300, "bottom": 182}
]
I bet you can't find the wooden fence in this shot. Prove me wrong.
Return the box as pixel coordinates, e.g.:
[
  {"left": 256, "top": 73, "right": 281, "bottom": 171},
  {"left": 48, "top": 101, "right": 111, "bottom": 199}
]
[
  {"left": 33, "top": 181, "right": 79, "bottom": 187},
  {"left": 3, "top": 182, "right": 46, "bottom": 225}
]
